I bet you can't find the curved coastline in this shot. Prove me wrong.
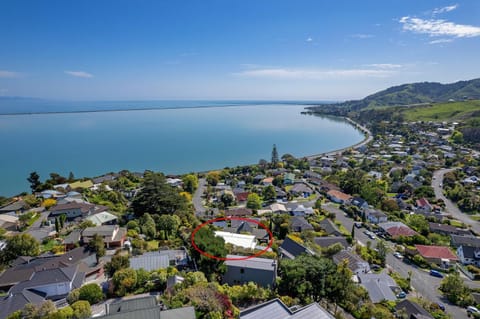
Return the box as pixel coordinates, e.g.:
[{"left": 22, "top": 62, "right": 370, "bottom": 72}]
[{"left": 305, "top": 117, "right": 372, "bottom": 160}]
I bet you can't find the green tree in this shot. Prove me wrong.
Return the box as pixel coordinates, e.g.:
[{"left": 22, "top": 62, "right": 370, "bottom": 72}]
[
  {"left": 376, "top": 240, "right": 388, "bottom": 266},
  {"left": 1, "top": 233, "right": 40, "bottom": 264},
  {"left": 71, "top": 300, "right": 91, "bottom": 319},
  {"left": 206, "top": 171, "right": 220, "bottom": 186},
  {"left": 131, "top": 171, "right": 188, "bottom": 216},
  {"left": 451, "top": 130, "right": 464, "bottom": 144},
  {"left": 439, "top": 271, "right": 473, "bottom": 306},
  {"left": 414, "top": 186, "right": 435, "bottom": 199},
  {"left": 139, "top": 213, "right": 156, "bottom": 239},
  {"left": 78, "top": 283, "right": 104, "bottom": 305},
  {"left": 262, "top": 185, "right": 277, "bottom": 202},
  {"left": 59, "top": 214, "right": 66, "bottom": 229},
  {"left": 246, "top": 193, "right": 262, "bottom": 210},
  {"left": 191, "top": 227, "right": 227, "bottom": 279},
  {"left": 407, "top": 214, "right": 429, "bottom": 235},
  {"left": 156, "top": 214, "right": 180, "bottom": 239},
  {"left": 271, "top": 144, "right": 279, "bottom": 167},
  {"left": 67, "top": 288, "right": 80, "bottom": 305},
  {"left": 27, "top": 171, "right": 42, "bottom": 193},
  {"left": 220, "top": 193, "right": 235, "bottom": 208},
  {"left": 87, "top": 234, "right": 106, "bottom": 264},
  {"left": 104, "top": 254, "right": 130, "bottom": 277},
  {"left": 328, "top": 259, "right": 355, "bottom": 314},
  {"left": 55, "top": 218, "right": 60, "bottom": 234},
  {"left": 112, "top": 268, "right": 138, "bottom": 297},
  {"left": 182, "top": 174, "right": 198, "bottom": 194}
]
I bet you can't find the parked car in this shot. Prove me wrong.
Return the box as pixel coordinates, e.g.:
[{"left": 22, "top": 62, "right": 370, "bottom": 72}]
[
  {"left": 396, "top": 291, "right": 406, "bottom": 299},
  {"left": 430, "top": 269, "right": 444, "bottom": 278},
  {"left": 354, "top": 222, "right": 363, "bottom": 228},
  {"left": 394, "top": 252, "right": 403, "bottom": 259},
  {"left": 437, "top": 303, "right": 445, "bottom": 311},
  {"left": 467, "top": 306, "right": 479, "bottom": 314}
]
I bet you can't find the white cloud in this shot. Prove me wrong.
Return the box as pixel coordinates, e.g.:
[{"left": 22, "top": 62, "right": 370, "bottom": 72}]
[
  {"left": 234, "top": 66, "right": 397, "bottom": 79},
  {"left": 400, "top": 16, "right": 480, "bottom": 38},
  {"left": 306, "top": 37, "right": 313, "bottom": 42},
  {"left": 0, "top": 70, "right": 21, "bottom": 78},
  {"left": 64, "top": 70, "right": 93, "bottom": 78},
  {"left": 429, "top": 38, "right": 453, "bottom": 44},
  {"left": 433, "top": 4, "right": 458, "bottom": 16},
  {"left": 351, "top": 34, "right": 374, "bottom": 39},
  {"left": 366, "top": 64, "right": 402, "bottom": 69}
]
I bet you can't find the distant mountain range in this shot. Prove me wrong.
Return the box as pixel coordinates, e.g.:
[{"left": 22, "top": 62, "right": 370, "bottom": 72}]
[{"left": 311, "top": 78, "right": 480, "bottom": 111}]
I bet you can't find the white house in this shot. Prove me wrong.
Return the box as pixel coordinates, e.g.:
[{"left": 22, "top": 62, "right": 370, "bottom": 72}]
[
  {"left": 214, "top": 231, "right": 256, "bottom": 250},
  {"left": 457, "top": 245, "right": 480, "bottom": 267}
]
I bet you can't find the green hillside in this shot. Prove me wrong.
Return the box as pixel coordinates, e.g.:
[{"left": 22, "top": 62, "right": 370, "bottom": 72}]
[{"left": 401, "top": 100, "right": 480, "bottom": 121}]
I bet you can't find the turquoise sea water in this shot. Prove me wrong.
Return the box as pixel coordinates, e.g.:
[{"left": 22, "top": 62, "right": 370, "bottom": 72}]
[{"left": 0, "top": 102, "right": 363, "bottom": 197}]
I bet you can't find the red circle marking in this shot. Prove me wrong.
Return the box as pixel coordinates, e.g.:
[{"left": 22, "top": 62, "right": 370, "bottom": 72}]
[{"left": 191, "top": 216, "right": 274, "bottom": 261}]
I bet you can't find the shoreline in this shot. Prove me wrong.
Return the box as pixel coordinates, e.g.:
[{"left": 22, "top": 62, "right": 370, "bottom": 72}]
[{"left": 305, "top": 117, "right": 372, "bottom": 160}]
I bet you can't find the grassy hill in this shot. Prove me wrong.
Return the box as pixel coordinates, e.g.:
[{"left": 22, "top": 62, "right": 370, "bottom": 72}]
[{"left": 399, "top": 100, "right": 480, "bottom": 121}]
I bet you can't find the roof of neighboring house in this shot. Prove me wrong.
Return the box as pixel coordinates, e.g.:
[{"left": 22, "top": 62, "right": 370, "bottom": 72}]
[
  {"left": 290, "top": 183, "right": 313, "bottom": 194},
  {"left": 319, "top": 219, "right": 341, "bottom": 235},
  {"left": 290, "top": 216, "right": 314, "bottom": 231},
  {"left": 69, "top": 180, "right": 94, "bottom": 189},
  {"left": 0, "top": 214, "right": 19, "bottom": 224},
  {"left": 92, "top": 174, "right": 118, "bottom": 184},
  {"left": 460, "top": 246, "right": 479, "bottom": 259},
  {"left": 215, "top": 232, "right": 256, "bottom": 250},
  {"left": 63, "top": 229, "right": 82, "bottom": 245},
  {"left": 107, "top": 296, "right": 158, "bottom": 314},
  {"left": 351, "top": 197, "right": 367, "bottom": 207},
  {"left": 395, "top": 300, "right": 433, "bottom": 319},
  {"left": 415, "top": 245, "right": 458, "bottom": 261},
  {"left": 313, "top": 236, "right": 349, "bottom": 249},
  {"left": 130, "top": 252, "right": 170, "bottom": 271},
  {"left": 379, "top": 221, "right": 417, "bottom": 238},
  {"left": 361, "top": 279, "right": 397, "bottom": 303},
  {"left": 226, "top": 207, "right": 253, "bottom": 216},
  {"left": 270, "top": 203, "right": 287, "bottom": 212},
  {"left": 50, "top": 202, "right": 95, "bottom": 213},
  {"left": 235, "top": 192, "right": 250, "bottom": 202},
  {"left": 279, "top": 237, "right": 313, "bottom": 259},
  {"left": 451, "top": 235, "right": 480, "bottom": 247},
  {"left": 333, "top": 250, "right": 368, "bottom": 272},
  {"left": 240, "top": 298, "right": 334, "bottom": 319},
  {"left": 0, "top": 200, "right": 27, "bottom": 212},
  {"left": 416, "top": 198, "right": 432, "bottom": 208},
  {"left": 262, "top": 177, "right": 274, "bottom": 184},
  {"left": 366, "top": 209, "right": 387, "bottom": 218},
  {"left": 225, "top": 255, "right": 276, "bottom": 271},
  {"left": 86, "top": 211, "right": 118, "bottom": 226},
  {"left": 0, "top": 288, "right": 46, "bottom": 319},
  {"left": 326, "top": 190, "right": 352, "bottom": 201},
  {"left": 284, "top": 173, "right": 296, "bottom": 180},
  {"left": 82, "top": 225, "right": 118, "bottom": 237},
  {"left": 429, "top": 223, "right": 471, "bottom": 235}
]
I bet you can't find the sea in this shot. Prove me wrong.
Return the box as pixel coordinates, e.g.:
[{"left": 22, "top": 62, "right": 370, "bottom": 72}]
[{"left": 0, "top": 99, "right": 364, "bottom": 197}]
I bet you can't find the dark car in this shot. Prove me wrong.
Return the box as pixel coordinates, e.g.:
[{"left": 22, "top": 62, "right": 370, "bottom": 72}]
[{"left": 430, "top": 269, "right": 444, "bottom": 278}]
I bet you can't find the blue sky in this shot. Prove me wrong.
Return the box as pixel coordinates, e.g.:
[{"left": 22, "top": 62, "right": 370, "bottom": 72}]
[{"left": 0, "top": 0, "right": 479, "bottom": 100}]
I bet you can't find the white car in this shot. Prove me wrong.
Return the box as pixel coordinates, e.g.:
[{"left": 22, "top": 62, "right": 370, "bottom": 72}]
[
  {"left": 394, "top": 252, "right": 403, "bottom": 259},
  {"left": 467, "top": 306, "right": 479, "bottom": 314}
]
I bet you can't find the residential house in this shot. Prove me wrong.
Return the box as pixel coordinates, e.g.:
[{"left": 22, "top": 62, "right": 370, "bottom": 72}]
[
  {"left": 220, "top": 220, "right": 269, "bottom": 243},
  {"left": 416, "top": 198, "right": 433, "bottom": 213},
  {"left": 270, "top": 203, "right": 288, "bottom": 214},
  {"left": 279, "top": 237, "right": 313, "bottom": 259},
  {"left": 379, "top": 222, "right": 417, "bottom": 239},
  {"left": 223, "top": 255, "right": 277, "bottom": 288},
  {"left": 214, "top": 231, "right": 256, "bottom": 250},
  {"left": 275, "top": 187, "right": 287, "bottom": 201},
  {"left": 289, "top": 204, "right": 314, "bottom": 217},
  {"left": 326, "top": 190, "right": 352, "bottom": 204},
  {"left": 49, "top": 202, "right": 108, "bottom": 221},
  {"left": 366, "top": 209, "right": 388, "bottom": 224},
  {"left": 289, "top": 183, "right": 313, "bottom": 198},
  {"left": 395, "top": 299, "right": 433, "bottom": 319},
  {"left": 429, "top": 223, "right": 471, "bottom": 236},
  {"left": 0, "top": 215, "right": 19, "bottom": 231},
  {"left": 82, "top": 225, "right": 127, "bottom": 248},
  {"left": 92, "top": 174, "right": 118, "bottom": 185},
  {"left": 358, "top": 272, "right": 399, "bottom": 303},
  {"left": 314, "top": 237, "right": 349, "bottom": 249},
  {"left": 457, "top": 245, "right": 480, "bottom": 266},
  {"left": 319, "top": 219, "right": 342, "bottom": 236},
  {"left": 333, "top": 250, "right": 370, "bottom": 275},
  {"left": 63, "top": 229, "right": 82, "bottom": 251},
  {"left": 0, "top": 200, "right": 28, "bottom": 214},
  {"left": 234, "top": 191, "right": 250, "bottom": 205},
  {"left": 225, "top": 208, "right": 253, "bottom": 217},
  {"left": 262, "top": 177, "right": 274, "bottom": 186},
  {"left": 351, "top": 197, "right": 369, "bottom": 210},
  {"left": 290, "top": 216, "right": 314, "bottom": 232},
  {"left": 86, "top": 211, "right": 118, "bottom": 226},
  {"left": 157, "top": 249, "right": 190, "bottom": 270},
  {"left": 253, "top": 175, "right": 265, "bottom": 184},
  {"left": 284, "top": 173, "right": 295, "bottom": 185},
  {"left": 130, "top": 252, "right": 170, "bottom": 271},
  {"left": 451, "top": 235, "right": 480, "bottom": 248},
  {"left": 101, "top": 295, "right": 195, "bottom": 319},
  {"left": 39, "top": 190, "right": 64, "bottom": 199},
  {"left": 0, "top": 265, "right": 85, "bottom": 319},
  {"left": 240, "top": 298, "right": 334, "bottom": 319},
  {"left": 415, "top": 245, "right": 458, "bottom": 268}
]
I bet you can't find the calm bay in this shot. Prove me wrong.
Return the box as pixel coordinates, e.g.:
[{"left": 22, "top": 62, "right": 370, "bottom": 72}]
[{"left": 0, "top": 103, "right": 363, "bottom": 196}]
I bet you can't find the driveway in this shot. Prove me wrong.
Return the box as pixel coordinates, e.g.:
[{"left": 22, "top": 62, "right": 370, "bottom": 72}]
[
  {"left": 26, "top": 211, "right": 54, "bottom": 242},
  {"left": 432, "top": 168, "right": 480, "bottom": 234}
]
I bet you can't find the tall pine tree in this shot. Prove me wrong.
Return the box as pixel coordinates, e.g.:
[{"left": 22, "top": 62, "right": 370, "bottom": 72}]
[{"left": 271, "top": 144, "right": 279, "bottom": 167}]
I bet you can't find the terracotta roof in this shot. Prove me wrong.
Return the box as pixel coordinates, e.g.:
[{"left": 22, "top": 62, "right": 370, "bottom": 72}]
[
  {"left": 235, "top": 192, "right": 250, "bottom": 202},
  {"left": 415, "top": 245, "right": 458, "bottom": 261},
  {"left": 380, "top": 222, "right": 417, "bottom": 238},
  {"left": 327, "top": 190, "right": 352, "bottom": 201},
  {"left": 416, "top": 198, "right": 431, "bottom": 208}
]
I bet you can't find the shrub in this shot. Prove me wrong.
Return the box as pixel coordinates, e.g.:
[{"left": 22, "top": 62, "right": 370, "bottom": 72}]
[{"left": 78, "top": 283, "right": 104, "bottom": 305}]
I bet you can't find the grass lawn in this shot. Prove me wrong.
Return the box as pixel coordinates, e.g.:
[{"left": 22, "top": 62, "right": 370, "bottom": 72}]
[
  {"left": 40, "top": 239, "right": 63, "bottom": 253},
  {"left": 469, "top": 215, "right": 480, "bottom": 221},
  {"left": 449, "top": 219, "right": 465, "bottom": 227},
  {"left": 402, "top": 100, "right": 480, "bottom": 122}
]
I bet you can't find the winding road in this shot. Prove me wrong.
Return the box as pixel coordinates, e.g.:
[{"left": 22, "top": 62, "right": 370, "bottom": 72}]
[{"left": 432, "top": 168, "right": 480, "bottom": 235}]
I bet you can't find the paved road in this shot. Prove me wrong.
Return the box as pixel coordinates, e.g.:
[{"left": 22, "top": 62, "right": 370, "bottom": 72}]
[
  {"left": 26, "top": 211, "right": 54, "bottom": 242},
  {"left": 192, "top": 178, "right": 207, "bottom": 215},
  {"left": 432, "top": 168, "right": 480, "bottom": 235},
  {"left": 323, "top": 203, "right": 470, "bottom": 319}
]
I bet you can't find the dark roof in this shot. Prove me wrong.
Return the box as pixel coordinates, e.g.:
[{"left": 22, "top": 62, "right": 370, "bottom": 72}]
[
  {"left": 351, "top": 197, "right": 367, "bottom": 207},
  {"left": 225, "top": 255, "right": 277, "bottom": 272},
  {"left": 451, "top": 235, "right": 480, "bottom": 247},
  {"left": 332, "top": 250, "right": 369, "bottom": 273},
  {"left": 64, "top": 229, "right": 82, "bottom": 245},
  {"left": 429, "top": 223, "right": 471, "bottom": 235},
  {"left": 319, "top": 219, "right": 341, "bottom": 235},
  {"left": 0, "top": 200, "right": 27, "bottom": 212},
  {"left": 0, "top": 289, "right": 45, "bottom": 319},
  {"left": 395, "top": 300, "right": 433, "bottom": 319},
  {"left": 314, "top": 236, "right": 349, "bottom": 249},
  {"left": 107, "top": 296, "right": 157, "bottom": 314},
  {"left": 290, "top": 216, "right": 314, "bottom": 231},
  {"left": 460, "top": 246, "right": 479, "bottom": 259},
  {"left": 130, "top": 252, "right": 170, "bottom": 271},
  {"left": 289, "top": 183, "right": 313, "bottom": 194},
  {"left": 279, "top": 237, "right": 313, "bottom": 259},
  {"left": 226, "top": 207, "right": 253, "bottom": 216}
]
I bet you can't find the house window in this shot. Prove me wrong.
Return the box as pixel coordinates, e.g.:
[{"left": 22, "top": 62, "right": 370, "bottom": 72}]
[{"left": 240, "top": 268, "right": 244, "bottom": 274}]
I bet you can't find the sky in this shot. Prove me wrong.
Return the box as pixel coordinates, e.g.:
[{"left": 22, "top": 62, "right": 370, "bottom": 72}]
[{"left": 0, "top": 0, "right": 479, "bottom": 101}]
